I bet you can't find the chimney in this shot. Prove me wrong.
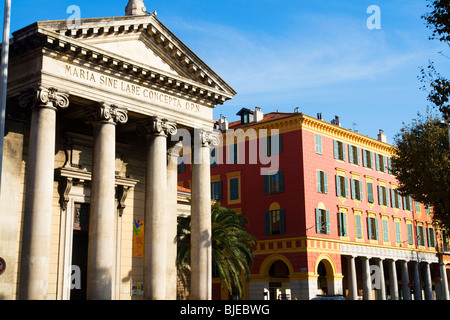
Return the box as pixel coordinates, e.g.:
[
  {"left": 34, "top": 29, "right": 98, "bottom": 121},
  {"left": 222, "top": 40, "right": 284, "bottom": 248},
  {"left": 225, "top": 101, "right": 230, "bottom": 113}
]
[
  {"left": 331, "top": 115, "right": 341, "bottom": 127},
  {"left": 218, "top": 115, "right": 228, "bottom": 132},
  {"left": 125, "top": 0, "right": 147, "bottom": 16},
  {"left": 377, "top": 129, "right": 387, "bottom": 143},
  {"left": 254, "top": 107, "right": 264, "bottom": 122}
]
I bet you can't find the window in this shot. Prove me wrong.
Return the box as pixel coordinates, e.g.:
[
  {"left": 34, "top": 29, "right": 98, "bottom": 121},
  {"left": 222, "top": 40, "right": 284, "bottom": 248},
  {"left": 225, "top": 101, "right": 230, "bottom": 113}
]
[
  {"left": 367, "top": 182, "right": 374, "bottom": 203},
  {"left": 362, "top": 150, "right": 373, "bottom": 168},
  {"left": 315, "top": 209, "right": 330, "bottom": 234},
  {"left": 265, "top": 133, "right": 282, "bottom": 156},
  {"left": 338, "top": 211, "right": 347, "bottom": 236},
  {"left": 427, "top": 227, "right": 436, "bottom": 248},
  {"left": 382, "top": 219, "right": 389, "bottom": 242},
  {"left": 316, "top": 170, "right": 328, "bottom": 194},
  {"left": 395, "top": 221, "right": 401, "bottom": 244},
  {"left": 402, "top": 195, "right": 413, "bottom": 211},
  {"left": 407, "top": 223, "right": 414, "bottom": 245},
  {"left": 348, "top": 145, "right": 360, "bottom": 165},
  {"left": 417, "top": 225, "right": 426, "bottom": 246},
  {"left": 390, "top": 188, "right": 401, "bottom": 208},
  {"left": 350, "top": 179, "right": 363, "bottom": 201},
  {"left": 211, "top": 181, "right": 222, "bottom": 201},
  {"left": 264, "top": 171, "right": 284, "bottom": 194},
  {"left": 355, "top": 214, "right": 363, "bottom": 239},
  {"left": 336, "top": 175, "right": 349, "bottom": 198},
  {"left": 229, "top": 178, "right": 239, "bottom": 201},
  {"left": 387, "top": 157, "right": 393, "bottom": 174},
  {"left": 375, "top": 153, "right": 386, "bottom": 172},
  {"left": 177, "top": 154, "right": 185, "bottom": 173},
  {"left": 334, "top": 140, "right": 346, "bottom": 161},
  {"left": 265, "top": 209, "right": 285, "bottom": 235},
  {"left": 378, "top": 185, "right": 389, "bottom": 206},
  {"left": 228, "top": 143, "right": 238, "bottom": 164},
  {"left": 210, "top": 148, "right": 218, "bottom": 167},
  {"left": 367, "top": 216, "right": 379, "bottom": 240},
  {"left": 415, "top": 201, "right": 421, "bottom": 213},
  {"left": 315, "top": 134, "right": 322, "bottom": 154}
]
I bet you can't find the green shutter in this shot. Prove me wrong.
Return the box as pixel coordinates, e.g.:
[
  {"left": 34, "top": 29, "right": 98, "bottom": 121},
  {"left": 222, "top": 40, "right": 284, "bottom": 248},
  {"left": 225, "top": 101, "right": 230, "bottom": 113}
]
[
  {"left": 315, "top": 134, "right": 322, "bottom": 154},
  {"left": 265, "top": 211, "right": 271, "bottom": 235},
  {"left": 317, "top": 170, "right": 322, "bottom": 193},
  {"left": 334, "top": 140, "right": 339, "bottom": 159},
  {"left": 280, "top": 209, "right": 285, "bottom": 234},
  {"left": 363, "top": 149, "right": 367, "bottom": 167},
  {"left": 336, "top": 175, "right": 341, "bottom": 196},
  {"left": 358, "top": 180, "right": 363, "bottom": 201},
  {"left": 344, "top": 178, "right": 349, "bottom": 198},
  {"left": 407, "top": 224, "right": 413, "bottom": 245},
  {"left": 367, "top": 182, "right": 374, "bottom": 203},
  {"left": 349, "top": 145, "right": 354, "bottom": 163},
  {"left": 350, "top": 179, "right": 356, "bottom": 199},
  {"left": 382, "top": 220, "right": 389, "bottom": 242},
  {"left": 315, "top": 209, "right": 322, "bottom": 233},
  {"left": 356, "top": 147, "right": 361, "bottom": 165},
  {"left": 342, "top": 212, "right": 347, "bottom": 236},
  {"left": 356, "top": 215, "right": 362, "bottom": 238},
  {"left": 368, "top": 217, "right": 373, "bottom": 239},
  {"left": 278, "top": 134, "right": 283, "bottom": 154},
  {"left": 326, "top": 210, "right": 330, "bottom": 234},
  {"left": 378, "top": 186, "right": 382, "bottom": 205},
  {"left": 278, "top": 171, "right": 284, "bottom": 192},
  {"left": 264, "top": 175, "right": 269, "bottom": 194},
  {"left": 390, "top": 189, "right": 395, "bottom": 207},
  {"left": 342, "top": 143, "right": 347, "bottom": 161},
  {"left": 375, "top": 153, "right": 380, "bottom": 171},
  {"left": 323, "top": 172, "right": 328, "bottom": 194},
  {"left": 395, "top": 221, "right": 401, "bottom": 243},
  {"left": 375, "top": 218, "right": 379, "bottom": 240}
]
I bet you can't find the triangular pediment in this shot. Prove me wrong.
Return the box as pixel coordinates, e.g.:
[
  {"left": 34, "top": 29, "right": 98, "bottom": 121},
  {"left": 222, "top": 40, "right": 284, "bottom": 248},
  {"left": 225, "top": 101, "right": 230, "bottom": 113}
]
[{"left": 27, "top": 14, "right": 236, "bottom": 103}]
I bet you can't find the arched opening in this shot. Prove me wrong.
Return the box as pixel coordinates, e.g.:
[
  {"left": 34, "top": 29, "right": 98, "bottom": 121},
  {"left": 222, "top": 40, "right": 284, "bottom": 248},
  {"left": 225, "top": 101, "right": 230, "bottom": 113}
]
[
  {"left": 317, "top": 261, "right": 328, "bottom": 294},
  {"left": 314, "top": 255, "right": 339, "bottom": 296},
  {"left": 267, "top": 260, "right": 290, "bottom": 300}
]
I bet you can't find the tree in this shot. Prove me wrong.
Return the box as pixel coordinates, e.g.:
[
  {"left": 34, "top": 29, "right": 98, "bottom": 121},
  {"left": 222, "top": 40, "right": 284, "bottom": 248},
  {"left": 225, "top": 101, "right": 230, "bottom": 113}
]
[
  {"left": 420, "top": 0, "right": 450, "bottom": 118},
  {"left": 391, "top": 111, "right": 450, "bottom": 230},
  {"left": 176, "top": 203, "right": 257, "bottom": 298}
]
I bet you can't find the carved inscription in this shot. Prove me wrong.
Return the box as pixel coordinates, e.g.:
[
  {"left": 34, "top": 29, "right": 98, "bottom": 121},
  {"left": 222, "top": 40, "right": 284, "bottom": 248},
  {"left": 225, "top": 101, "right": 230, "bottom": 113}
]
[{"left": 64, "top": 64, "right": 201, "bottom": 113}]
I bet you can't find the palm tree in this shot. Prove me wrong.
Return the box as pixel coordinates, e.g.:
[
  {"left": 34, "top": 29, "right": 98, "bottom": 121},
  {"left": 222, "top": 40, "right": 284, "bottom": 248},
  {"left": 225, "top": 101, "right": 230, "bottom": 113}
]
[{"left": 176, "top": 202, "right": 257, "bottom": 298}]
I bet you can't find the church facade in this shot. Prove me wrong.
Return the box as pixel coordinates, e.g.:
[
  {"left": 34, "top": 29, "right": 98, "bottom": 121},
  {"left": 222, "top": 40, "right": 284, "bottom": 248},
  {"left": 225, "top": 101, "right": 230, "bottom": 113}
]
[{"left": 0, "top": 3, "right": 235, "bottom": 300}]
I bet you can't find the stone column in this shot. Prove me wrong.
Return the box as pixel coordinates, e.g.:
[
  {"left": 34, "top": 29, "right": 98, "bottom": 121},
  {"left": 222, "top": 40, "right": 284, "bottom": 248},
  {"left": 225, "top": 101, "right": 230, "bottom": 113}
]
[
  {"left": 423, "top": 263, "right": 433, "bottom": 300},
  {"left": 347, "top": 256, "right": 358, "bottom": 300},
  {"left": 18, "top": 87, "right": 69, "bottom": 300},
  {"left": 388, "top": 259, "right": 399, "bottom": 300},
  {"left": 166, "top": 140, "right": 182, "bottom": 300},
  {"left": 190, "top": 130, "right": 219, "bottom": 300},
  {"left": 375, "top": 258, "right": 386, "bottom": 300},
  {"left": 413, "top": 261, "right": 422, "bottom": 300},
  {"left": 400, "top": 260, "right": 411, "bottom": 300},
  {"left": 439, "top": 262, "right": 449, "bottom": 300},
  {"left": 361, "top": 257, "right": 372, "bottom": 300},
  {"left": 137, "top": 117, "right": 177, "bottom": 300},
  {"left": 84, "top": 103, "right": 128, "bottom": 300}
]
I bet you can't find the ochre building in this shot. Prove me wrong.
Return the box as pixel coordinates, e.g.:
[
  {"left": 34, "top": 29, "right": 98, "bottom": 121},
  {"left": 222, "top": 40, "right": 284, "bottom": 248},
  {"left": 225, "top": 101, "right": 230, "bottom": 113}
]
[{"left": 178, "top": 108, "right": 450, "bottom": 300}]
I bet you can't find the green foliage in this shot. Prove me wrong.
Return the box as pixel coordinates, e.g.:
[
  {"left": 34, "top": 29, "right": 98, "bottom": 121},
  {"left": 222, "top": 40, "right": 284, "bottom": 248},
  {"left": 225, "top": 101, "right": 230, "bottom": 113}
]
[
  {"left": 420, "top": 0, "right": 450, "bottom": 117},
  {"left": 391, "top": 112, "right": 450, "bottom": 230},
  {"left": 176, "top": 203, "right": 257, "bottom": 298}
]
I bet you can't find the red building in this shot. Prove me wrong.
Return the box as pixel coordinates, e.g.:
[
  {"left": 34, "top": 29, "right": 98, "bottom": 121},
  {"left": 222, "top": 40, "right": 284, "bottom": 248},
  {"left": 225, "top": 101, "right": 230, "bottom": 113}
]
[{"left": 177, "top": 107, "right": 450, "bottom": 300}]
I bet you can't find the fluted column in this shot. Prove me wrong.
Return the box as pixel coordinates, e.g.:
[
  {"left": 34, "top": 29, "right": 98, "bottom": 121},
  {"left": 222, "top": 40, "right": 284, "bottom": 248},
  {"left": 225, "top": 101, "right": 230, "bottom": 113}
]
[
  {"left": 400, "top": 260, "right": 411, "bottom": 300},
  {"left": 191, "top": 130, "right": 220, "bottom": 300},
  {"left": 440, "top": 262, "right": 449, "bottom": 300},
  {"left": 347, "top": 256, "right": 358, "bottom": 300},
  {"left": 18, "top": 87, "right": 69, "bottom": 300},
  {"left": 137, "top": 117, "right": 177, "bottom": 300},
  {"left": 376, "top": 258, "right": 386, "bottom": 300},
  {"left": 388, "top": 259, "right": 399, "bottom": 300},
  {"left": 84, "top": 103, "right": 128, "bottom": 300},
  {"left": 166, "top": 141, "right": 182, "bottom": 300}
]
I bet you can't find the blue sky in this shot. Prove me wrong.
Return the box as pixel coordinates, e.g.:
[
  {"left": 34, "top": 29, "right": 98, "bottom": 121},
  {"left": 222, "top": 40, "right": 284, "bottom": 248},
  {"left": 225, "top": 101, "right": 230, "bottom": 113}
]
[{"left": 1, "top": 0, "right": 448, "bottom": 143}]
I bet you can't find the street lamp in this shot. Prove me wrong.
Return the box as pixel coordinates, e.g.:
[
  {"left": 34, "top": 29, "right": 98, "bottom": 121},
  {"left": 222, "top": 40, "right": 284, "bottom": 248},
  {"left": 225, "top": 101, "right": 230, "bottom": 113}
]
[{"left": 434, "top": 116, "right": 450, "bottom": 150}]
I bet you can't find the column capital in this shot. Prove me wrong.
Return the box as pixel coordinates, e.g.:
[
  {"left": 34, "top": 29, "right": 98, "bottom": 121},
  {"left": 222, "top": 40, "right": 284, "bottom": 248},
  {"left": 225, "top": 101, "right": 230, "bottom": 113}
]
[
  {"left": 84, "top": 102, "right": 128, "bottom": 125},
  {"left": 194, "top": 129, "right": 221, "bottom": 148},
  {"left": 167, "top": 140, "right": 183, "bottom": 157},
  {"left": 19, "top": 87, "right": 70, "bottom": 111},
  {"left": 136, "top": 116, "right": 177, "bottom": 137}
]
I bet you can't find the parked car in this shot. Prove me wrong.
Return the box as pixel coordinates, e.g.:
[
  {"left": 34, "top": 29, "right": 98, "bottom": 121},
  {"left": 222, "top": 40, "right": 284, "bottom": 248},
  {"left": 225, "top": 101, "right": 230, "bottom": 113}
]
[{"left": 311, "top": 294, "right": 346, "bottom": 300}]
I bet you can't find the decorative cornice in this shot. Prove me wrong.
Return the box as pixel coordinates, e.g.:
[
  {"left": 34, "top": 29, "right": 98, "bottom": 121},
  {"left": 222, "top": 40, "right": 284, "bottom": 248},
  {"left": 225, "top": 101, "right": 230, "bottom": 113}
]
[
  {"left": 84, "top": 102, "right": 128, "bottom": 125},
  {"left": 136, "top": 116, "right": 177, "bottom": 137},
  {"left": 19, "top": 87, "right": 70, "bottom": 111}
]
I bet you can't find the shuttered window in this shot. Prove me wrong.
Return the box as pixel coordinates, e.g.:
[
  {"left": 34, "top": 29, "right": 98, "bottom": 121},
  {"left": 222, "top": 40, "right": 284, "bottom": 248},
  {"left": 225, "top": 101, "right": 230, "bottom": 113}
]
[
  {"left": 264, "top": 171, "right": 284, "bottom": 194},
  {"left": 315, "top": 134, "right": 322, "bottom": 154},
  {"left": 265, "top": 209, "right": 285, "bottom": 235},
  {"left": 315, "top": 209, "right": 330, "bottom": 234},
  {"left": 316, "top": 170, "right": 328, "bottom": 194}
]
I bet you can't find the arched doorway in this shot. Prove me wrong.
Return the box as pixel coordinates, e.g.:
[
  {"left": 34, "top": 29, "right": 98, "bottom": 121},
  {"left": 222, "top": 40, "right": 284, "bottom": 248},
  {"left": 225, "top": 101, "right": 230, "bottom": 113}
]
[
  {"left": 259, "top": 255, "right": 294, "bottom": 300},
  {"left": 314, "top": 255, "right": 342, "bottom": 296}
]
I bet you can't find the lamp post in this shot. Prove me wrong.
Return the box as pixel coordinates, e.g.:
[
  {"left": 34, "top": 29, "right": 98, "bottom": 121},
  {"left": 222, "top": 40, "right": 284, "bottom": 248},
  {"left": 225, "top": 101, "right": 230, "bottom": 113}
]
[{"left": 434, "top": 116, "right": 450, "bottom": 150}]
